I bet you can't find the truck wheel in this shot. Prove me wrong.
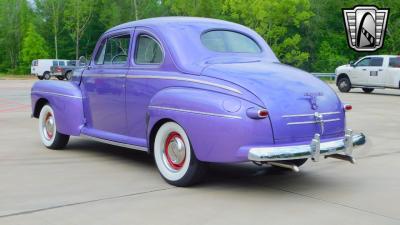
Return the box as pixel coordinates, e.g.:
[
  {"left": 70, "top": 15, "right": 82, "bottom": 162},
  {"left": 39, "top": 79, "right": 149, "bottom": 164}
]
[
  {"left": 153, "top": 122, "right": 206, "bottom": 186},
  {"left": 43, "top": 72, "right": 51, "bottom": 80},
  {"left": 37, "top": 76, "right": 44, "bottom": 80},
  {"left": 337, "top": 77, "right": 351, "bottom": 92},
  {"left": 65, "top": 71, "right": 73, "bottom": 80},
  {"left": 56, "top": 76, "right": 64, "bottom": 80},
  {"left": 362, "top": 88, "right": 374, "bottom": 93},
  {"left": 38, "top": 104, "right": 69, "bottom": 149}
]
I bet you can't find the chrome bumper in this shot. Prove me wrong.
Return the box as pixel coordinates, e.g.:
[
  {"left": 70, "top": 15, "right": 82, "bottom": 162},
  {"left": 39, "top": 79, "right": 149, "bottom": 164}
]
[{"left": 248, "top": 129, "right": 366, "bottom": 162}]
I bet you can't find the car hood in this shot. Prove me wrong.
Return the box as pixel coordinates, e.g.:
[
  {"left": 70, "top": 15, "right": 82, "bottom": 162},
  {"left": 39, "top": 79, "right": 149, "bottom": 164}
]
[{"left": 202, "top": 62, "right": 345, "bottom": 143}]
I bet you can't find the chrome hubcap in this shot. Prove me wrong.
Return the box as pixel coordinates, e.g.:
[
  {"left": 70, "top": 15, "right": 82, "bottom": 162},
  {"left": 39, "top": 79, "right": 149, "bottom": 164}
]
[
  {"left": 43, "top": 113, "right": 54, "bottom": 140},
  {"left": 164, "top": 132, "right": 186, "bottom": 170}
]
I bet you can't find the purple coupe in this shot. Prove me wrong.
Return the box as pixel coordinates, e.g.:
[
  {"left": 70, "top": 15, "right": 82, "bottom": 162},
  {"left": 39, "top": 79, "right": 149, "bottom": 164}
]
[{"left": 31, "top": 17, "right": 365, "bottom": 186}]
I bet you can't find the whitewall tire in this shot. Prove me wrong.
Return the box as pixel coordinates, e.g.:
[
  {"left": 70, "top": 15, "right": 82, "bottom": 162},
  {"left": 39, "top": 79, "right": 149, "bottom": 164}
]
[
  {"left": 38, "top": 104, "right": 69, "bottom": 149},
  {"left": 153, "top": 122, "right": 205, "bottom": 186}
]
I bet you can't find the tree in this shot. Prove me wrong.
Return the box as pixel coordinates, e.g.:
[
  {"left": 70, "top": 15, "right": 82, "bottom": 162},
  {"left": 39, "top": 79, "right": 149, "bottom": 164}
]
[
  {"left": 35, "top": 0, "right": 65, "bottom": 59},
  {"left": 222, "top": 0, "right": 313, "bottom": 68},
  {"left": 64, "top": 0, "right": 94, "bottom": 59},
  {"left": 0, "top": 0, "right": 31, "bottom": 73},
  {"left": 20, "top": 23, "right": 49, "bottom": 72}
]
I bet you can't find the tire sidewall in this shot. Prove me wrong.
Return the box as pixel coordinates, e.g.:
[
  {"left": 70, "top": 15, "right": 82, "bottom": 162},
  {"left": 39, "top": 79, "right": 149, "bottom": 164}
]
[
  {"left": 66, "top": 71, "right": 72, "bottom": 80},
  {"left": 338, "top": 77, "right": 351, "bottom": 92},
  {"left": 43, "top": 72, "right": 51, "bottom": 80},
  {"left": 38, "top": 105, "right": 57, "bottom": 147},
  {"left": 154, "top": 122, "right": 192, "bottom": 182}
]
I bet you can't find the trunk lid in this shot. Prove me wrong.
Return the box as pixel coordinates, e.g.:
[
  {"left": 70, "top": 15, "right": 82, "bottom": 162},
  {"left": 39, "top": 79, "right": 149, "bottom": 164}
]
[{"left": 202, "top": 62, "right": 345, "bottom": 143}]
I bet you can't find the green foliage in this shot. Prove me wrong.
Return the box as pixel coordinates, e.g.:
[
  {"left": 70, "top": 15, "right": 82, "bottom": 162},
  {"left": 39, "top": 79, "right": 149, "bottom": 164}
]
[
  {"left": 20, "top": 23, "right": 50, "bottom": 73},
  {"left": 222, "top": 0, "right": 312, "bottom": 67},
  {"left": 1, "top": 0, "right": 400, "bottom": 74}
]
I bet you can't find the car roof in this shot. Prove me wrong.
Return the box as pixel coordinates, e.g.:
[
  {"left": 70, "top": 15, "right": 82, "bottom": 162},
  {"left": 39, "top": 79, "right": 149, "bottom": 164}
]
[{"left": 105, "top": 17, "right": 245, "bottom": 34}]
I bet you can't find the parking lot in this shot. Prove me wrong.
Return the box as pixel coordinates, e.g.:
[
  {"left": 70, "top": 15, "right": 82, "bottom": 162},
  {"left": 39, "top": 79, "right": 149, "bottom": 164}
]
[{"left": 0, "top": 79, "right": 399, "bottom": 225}]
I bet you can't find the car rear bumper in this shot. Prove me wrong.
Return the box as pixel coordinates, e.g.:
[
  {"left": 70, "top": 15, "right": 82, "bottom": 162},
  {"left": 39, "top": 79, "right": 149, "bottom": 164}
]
[{"left": 248, "top": 129, "right": 365, "bottom": 162}]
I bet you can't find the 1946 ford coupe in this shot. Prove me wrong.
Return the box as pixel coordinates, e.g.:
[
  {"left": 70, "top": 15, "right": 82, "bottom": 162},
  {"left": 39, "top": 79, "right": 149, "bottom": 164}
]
[{"left": 31, "top": 17, "right": 366, "bottom": 186}]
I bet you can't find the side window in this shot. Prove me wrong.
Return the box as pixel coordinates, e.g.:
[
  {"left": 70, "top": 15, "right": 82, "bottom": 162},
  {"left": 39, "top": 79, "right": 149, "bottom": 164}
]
[
  {"left": 356, "top": 58, "right": 370, "bottom": 67},
  {"left": 135, "top": 35, "right": 163, "bottom": 64},
  {"left": 59, "top": 61, "right": 65, "bottom": 66},
  {"left": 389, "top": 57, "right": 400, "bottom": 68},
  {"left": 52, "top": 61, "right": 58, "bottom": 66},
  {"left": 369, "top": 57, "right": 383, "bottom": 67},
  {"left": 95, "top": 34, "right": 130, "bottom": 65}
]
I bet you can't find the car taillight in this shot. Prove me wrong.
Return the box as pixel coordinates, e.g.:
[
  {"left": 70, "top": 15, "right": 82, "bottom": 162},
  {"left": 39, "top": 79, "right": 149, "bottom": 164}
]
[
  {"left": 247, "top": 107, "right": 269, "bottom": 119},
  {"left": 344, "top": 104, "right": 352, "bottom": 111}
]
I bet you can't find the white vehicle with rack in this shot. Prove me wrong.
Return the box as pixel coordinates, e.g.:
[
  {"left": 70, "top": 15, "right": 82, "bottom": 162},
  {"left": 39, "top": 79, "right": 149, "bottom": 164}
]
[
  {"left": 335, "top": 55, "right": 400, "bottom": 93},
  {"left": 31, "top": 59, "right": 68, "bottom": 80}
]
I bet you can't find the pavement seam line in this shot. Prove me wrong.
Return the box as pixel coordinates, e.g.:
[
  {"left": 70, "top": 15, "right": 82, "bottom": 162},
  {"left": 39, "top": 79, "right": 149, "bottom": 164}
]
[
  {"left": 263, "top": 185, "right": 399, "bottom": 222},
  {"left": 0, "top": 187, "right": 175, "bottom": 219}
]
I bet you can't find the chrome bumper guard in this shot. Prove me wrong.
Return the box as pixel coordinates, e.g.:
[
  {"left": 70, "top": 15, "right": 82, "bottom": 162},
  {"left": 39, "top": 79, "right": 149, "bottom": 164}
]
[{"left": 248, "top": 129, "right": 366, "bottom": 163}]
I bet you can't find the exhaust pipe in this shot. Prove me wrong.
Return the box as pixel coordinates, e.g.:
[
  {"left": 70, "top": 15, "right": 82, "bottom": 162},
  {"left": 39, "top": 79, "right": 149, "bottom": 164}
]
[{"left": 268, "top": 162, "right": 300, "bottom": 172}]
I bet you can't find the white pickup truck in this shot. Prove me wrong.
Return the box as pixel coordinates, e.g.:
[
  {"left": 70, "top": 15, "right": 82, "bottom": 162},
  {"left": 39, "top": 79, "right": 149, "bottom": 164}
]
[{"left": 335, "top": 55, "right": 400, "bottom": 93}]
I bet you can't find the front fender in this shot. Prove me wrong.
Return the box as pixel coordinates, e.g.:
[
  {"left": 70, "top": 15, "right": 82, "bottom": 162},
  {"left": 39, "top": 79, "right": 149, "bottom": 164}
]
[
  {"left": 31, "top": 81, "right": 84, "bottom": 136},
  {"left": 147, "top": 87, "right": 274, "bottom": 162}
]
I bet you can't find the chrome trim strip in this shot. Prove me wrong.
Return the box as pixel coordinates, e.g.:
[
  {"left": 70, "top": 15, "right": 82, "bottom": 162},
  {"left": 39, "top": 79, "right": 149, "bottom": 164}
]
[
  {"left": 149, "top": 105, "right": 242, "bottom": 119},
  {"left": 287, "top": 118, "right": 340, "bottom": 125},
  {"left": 127, "top": 75, "right": 242, "bottom": 94},
  {"left": 282, "top": 111, "right": 340, "bottom": 118},
  {"left": 31, "top": 91, "right": 82, "bottom": 99},
  {"left": 81, "top": 134, "right": 148, "bottom": 151},
  {"left": 82, "top": 74, "right": 126, "bottom": 78},
  {"left": 248, "top": 131, "right": 366, "bottom": 162}
]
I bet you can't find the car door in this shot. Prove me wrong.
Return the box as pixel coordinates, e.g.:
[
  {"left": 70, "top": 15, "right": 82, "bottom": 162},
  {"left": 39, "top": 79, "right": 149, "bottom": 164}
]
[
  {"left": 351, "top": 57, "right": 371, "bottom": 85},
  {"left": 125, "top": 29, "right": 165, "bottom": 144},
  {"left": 81, "top": 32, "right": 131, "bottom": 135},
  {"left": 385, "top": 57, "right": 400, "bottom": 88},
  {"left": 367, "top": 57, "right": 384, "bottom": 86}
]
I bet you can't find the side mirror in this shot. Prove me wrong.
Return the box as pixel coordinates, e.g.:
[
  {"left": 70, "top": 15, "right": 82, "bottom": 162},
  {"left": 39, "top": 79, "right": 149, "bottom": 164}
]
[
  {"left": 349, "top": 60, "right": 355, "bottom": 67},
  {"left": 78, "top": 56, "right": 87, "bottom": 66}
]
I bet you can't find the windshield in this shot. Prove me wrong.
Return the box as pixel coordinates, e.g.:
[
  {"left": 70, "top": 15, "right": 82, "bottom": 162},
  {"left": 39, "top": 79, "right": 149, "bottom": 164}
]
[{"left": 201, "top": 30, "right": 261, "bottom": 53}]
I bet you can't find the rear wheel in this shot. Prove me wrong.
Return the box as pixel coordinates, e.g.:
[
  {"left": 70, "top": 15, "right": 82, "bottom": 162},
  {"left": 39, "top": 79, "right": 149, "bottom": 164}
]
[
  {"left": 38, "top": 105, "right": 69, "bottom": 149},
  {"left": 153, "top": 122, "right": 205, "bottom": 186},
  {"left": 337, "top": 77, "right": 351, "bottom": 92},
  {"left": 43, "top": 72, "right": 51, "bottom": 80},
  {"left": 65, "top": 71, "right": 73, "bottom": 80},
  {"left": 362, "top": 88, "right": 374, "bottom": 93}
]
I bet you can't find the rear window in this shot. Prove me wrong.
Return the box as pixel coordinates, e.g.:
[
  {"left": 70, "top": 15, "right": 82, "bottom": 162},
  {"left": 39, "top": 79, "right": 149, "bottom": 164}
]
[
  {"left": 32, "top": 60, "right": 38, "bottom": 66},
  {"left": 201, "top": 30, "right": 261, "bottom": 53},
  {"left": 389, "top": 57, "right": 400, "bottom": 68}
]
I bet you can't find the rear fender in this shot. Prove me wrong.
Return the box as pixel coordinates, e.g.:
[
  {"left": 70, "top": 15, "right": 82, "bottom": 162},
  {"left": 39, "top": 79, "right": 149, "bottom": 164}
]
[
  {"left": 147, "top": 87, "right": 274, "bottom": 162},
  {"left": 31, "top": 81, "right": 84, "bottom": 136}
]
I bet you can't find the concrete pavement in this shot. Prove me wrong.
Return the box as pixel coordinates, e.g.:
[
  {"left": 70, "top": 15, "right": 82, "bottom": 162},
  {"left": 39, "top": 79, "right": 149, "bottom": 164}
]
[{"left": 0, "top": 80, "right": 399, "bottom": 225}]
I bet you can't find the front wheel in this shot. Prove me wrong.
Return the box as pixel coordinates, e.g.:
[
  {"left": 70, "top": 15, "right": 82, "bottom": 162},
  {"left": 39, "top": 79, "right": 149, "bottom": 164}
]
[
  {"left": 337, "top": 77, "right": 351, "bottom": 92},
  {"left": 362, "top": 88, "right": 374, "bottom": 93},
  {"left": 38, "top": 105, "right": 69, "bottom": 149},
  {"left": 153, "top": 122, "right": 206, "bottom": 186}
]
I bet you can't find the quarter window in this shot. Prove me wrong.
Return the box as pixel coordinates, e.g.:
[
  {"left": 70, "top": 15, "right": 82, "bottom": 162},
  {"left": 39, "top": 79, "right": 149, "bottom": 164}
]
[
  {"left": 135, "top": 35, "right": 163, "bottom": 64},
  {"left": 201, "top": 30, "right": 261, "bottom": 53},
  {"left": 95, "top": 35, "right": 130, "bottom": 65}
]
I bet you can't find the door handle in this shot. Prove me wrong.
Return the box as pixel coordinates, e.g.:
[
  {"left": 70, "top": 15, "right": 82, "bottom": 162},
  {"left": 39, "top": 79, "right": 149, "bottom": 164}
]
[
  {"left": 362, "top": 69, "right": 367, "bottom": 71},
  {"left": 378, "top": 69, "right": 383, "bottom": 71}
]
